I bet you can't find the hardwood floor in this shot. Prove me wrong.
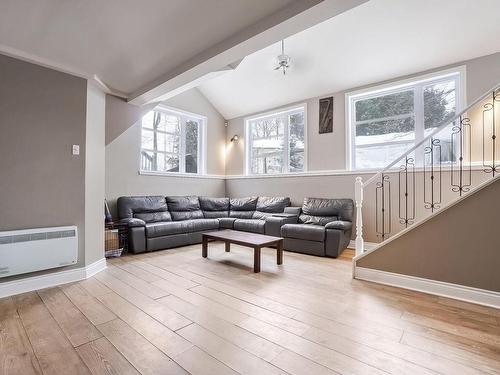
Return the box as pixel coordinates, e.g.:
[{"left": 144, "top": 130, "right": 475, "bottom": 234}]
[{"left": 1, "top": 243, "right": 500, "bottom": 375}]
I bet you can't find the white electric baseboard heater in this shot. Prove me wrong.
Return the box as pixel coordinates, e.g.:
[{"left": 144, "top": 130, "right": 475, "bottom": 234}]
[{"left": 0, "top": 226, "right": 78, "bottom": 278}]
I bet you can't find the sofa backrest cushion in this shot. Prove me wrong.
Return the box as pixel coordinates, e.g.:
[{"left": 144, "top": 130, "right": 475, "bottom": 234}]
[
  {"left": 299, "top": 197, "right": 354, "bottom": 225},
  {"left": 166, "top": 196, "right": 204, "bottom": 221},
  {"left": 252, "top": 196, "right": 290, "bottom": 219},
  {"left": 199, "top": 197, "right": 230, "bottom": 218},
  {"left": 117, "top": 196, "right": 172, "bottom": 223},
  {"left": 229, "top": 197, "right": 258, "bottom": 219}
]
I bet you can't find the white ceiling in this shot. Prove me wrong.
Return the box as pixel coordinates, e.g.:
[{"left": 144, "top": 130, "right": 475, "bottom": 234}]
[
  {"left": 199, "top": 0, "right": 500, "bottom": 119},
  {"left": 0, "top": 0, "right": 301, "bottom": 94}
]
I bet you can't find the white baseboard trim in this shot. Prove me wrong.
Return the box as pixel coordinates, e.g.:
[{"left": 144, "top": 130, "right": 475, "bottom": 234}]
[
  {"left": 0, "top": 258, "right": 107, "bottom": 299},
  {"left": 354, "top": 267, "right": 500, "bottom": 309}
]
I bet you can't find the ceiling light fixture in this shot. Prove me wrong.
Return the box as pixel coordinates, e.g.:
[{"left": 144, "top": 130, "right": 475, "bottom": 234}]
[
  {"left": 230, "top": 135, "right": 239, "bottom": 142},
  {"left": 274, "top": 39, "right": 291, "bottom": 75}
]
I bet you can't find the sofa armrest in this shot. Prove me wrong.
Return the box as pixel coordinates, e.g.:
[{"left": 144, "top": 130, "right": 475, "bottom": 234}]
[
  {"left": 284, "top": 206, "right": 301, "bottom": 216},
  {"left": 116, "top": 218, "right": 146, "bottom": 227},
  {"left": 324, "top": 220, "right": 352, "bottom": 231},
  {"left": 265, "top": 215, "right": 298, "bottom": 237}
]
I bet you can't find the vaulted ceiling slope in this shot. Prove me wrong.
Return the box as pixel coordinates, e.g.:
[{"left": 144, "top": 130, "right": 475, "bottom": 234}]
[
  {"left": 1, "top": 0, "right": 363, "bottom": 104},
  {"left": 199, "top": 0, "right": 500, "bottom": 119}
]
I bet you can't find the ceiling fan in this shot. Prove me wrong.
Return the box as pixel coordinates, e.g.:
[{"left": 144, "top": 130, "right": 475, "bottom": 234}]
[{"left": 274, "top": 39, "right": 291, "bottom": 75}]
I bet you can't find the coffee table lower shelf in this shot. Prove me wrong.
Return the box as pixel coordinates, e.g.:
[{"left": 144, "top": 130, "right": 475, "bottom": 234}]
[{"left": 201, "top": 230, "right": 283, "bottom": 273}]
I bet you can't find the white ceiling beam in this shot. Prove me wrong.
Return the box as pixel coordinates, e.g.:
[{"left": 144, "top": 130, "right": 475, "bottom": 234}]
[{"left": 128, "top": 0, "right": 368, "bottom": 106}]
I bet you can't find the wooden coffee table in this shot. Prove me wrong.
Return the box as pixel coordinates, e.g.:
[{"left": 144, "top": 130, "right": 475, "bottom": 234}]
[{"left": 202, "top": 229, "right": 283, "bottom": 273}]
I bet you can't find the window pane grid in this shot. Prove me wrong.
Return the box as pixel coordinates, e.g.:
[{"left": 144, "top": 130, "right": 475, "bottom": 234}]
[
  {"left": 247, "top": 106, "right": 305, "bottom": 175},
  {"left": 350, "top": 73, "right": 460, "bottom": 170},
  {"left": 140, "top": 108, "right": 203, "bottom": 174}
]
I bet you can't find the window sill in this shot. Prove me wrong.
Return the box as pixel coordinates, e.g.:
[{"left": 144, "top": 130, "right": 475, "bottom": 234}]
[{"left": 138, "top": 170, "right": 225, "bottom": 179}]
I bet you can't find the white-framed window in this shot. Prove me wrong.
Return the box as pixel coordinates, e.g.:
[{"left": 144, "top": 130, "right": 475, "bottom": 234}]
[
  {"left": 140, "top": 105, "right": 206, "bottom": 174},
  {"left": 245, "top": 105, "right": 307, "bottom": 175},
  {"left": 347, "top": 68, "right": 464, "bottom": 170}
]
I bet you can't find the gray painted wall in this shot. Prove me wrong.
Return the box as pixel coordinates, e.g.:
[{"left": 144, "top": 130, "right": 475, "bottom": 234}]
[
  {"left": 105, "top": 88, "right": 226, "bottom": 216},
  {"left": 356, "top": 177, "right": 500, "bottom": 292},
  {"left": 0, "top": 54, "right": 87, "bottom": 270}
]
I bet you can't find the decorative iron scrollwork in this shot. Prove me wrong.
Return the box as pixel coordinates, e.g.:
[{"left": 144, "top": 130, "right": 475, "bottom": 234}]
[
  {"left": 451, "top": 115, "right": 472, "bottom": 196},
  {"left": 482, "top": 89, "right": 499, "bottom": 176},
  {"left": 375, "top": 174, "right": 391, "bottom": 239},
  {"left": 398, "top": 157, "right": 415, "bottom": 227},
  {"left": 424, "top": 138, "right": 442, "bottom": 212}
]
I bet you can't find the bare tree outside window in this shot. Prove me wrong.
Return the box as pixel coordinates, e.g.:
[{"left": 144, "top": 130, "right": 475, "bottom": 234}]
[
  {"left": 140, "top": 108, "right": 203, "bottom": 174},
  {"left": 248, "top": 106, "right": 305, "bottom": 174}
]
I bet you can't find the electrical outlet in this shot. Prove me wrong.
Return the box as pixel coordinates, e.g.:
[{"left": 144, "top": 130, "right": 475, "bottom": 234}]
[{"left": 72, "top": 145, "right": 80, "bottom": 155}]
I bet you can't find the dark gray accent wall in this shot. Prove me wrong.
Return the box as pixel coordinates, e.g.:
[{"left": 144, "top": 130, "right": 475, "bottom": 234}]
[
  {"left": 0, "top": 53, "right": 87, "bottom": 269},
  {"left": 356, "top": 177, "right": 500, "bottom": 292}
]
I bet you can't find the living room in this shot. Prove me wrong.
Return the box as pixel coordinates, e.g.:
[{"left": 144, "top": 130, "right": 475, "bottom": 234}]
[{"left": 1, "top": 1, "right": 500, "bottom": 374}]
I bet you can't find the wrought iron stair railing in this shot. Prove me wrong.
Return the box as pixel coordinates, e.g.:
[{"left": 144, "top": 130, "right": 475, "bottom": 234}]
[{"left": 354, "top": 83, "right": 500, "bottom": 256}]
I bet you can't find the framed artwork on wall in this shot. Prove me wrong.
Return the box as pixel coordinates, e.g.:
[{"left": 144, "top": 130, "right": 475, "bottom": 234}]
[{"left": 319, "top": 96, "right": 334, "bottom": 134}]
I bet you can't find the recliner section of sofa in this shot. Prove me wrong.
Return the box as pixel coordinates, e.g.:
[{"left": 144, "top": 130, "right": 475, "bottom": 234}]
[
  {"left": 280, "top": 197, "right": 354, "bottom": 258},
  {"left": 117, "top": 195, "right": 296, "bottom": 254}
]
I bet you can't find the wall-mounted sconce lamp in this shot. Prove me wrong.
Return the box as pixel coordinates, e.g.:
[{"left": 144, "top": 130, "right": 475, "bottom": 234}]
[{"left": 230, "top": 135, "right": 239, "bottom": 142}]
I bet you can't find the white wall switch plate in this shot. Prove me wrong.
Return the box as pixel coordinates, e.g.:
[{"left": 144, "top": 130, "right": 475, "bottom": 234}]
[{"left": 72, "top": 145, "right": 80, "bottom": 155}]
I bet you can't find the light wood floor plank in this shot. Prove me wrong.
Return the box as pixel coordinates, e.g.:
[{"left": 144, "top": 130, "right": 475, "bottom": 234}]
[
  {"left": 111, "top": 259, "right": 162, "bottom": 283},
  {"left": 60, "top": 283, "right": 117, "bottom": 326},
  {"left": 0, "top": 297, "right": 42, "bottom": 375},
  {"left": 120, "top": 259, "right": 200, "bottom": 289},
  {"left": 177, "top": 323, "right": 288, "bottom": 375},
  {"left": 172, "top": 346, "right": 238, "bottom": 375},
  {"left": 401, "top": 331, "right": 500, "bottom": 374},
  {"left": 96, "top": 291, "right": 193, "bottom": 358},
  {"left": 95, "top": 271, "right": 191, "bottom": 331},
  {"left": 238, "top": 317, "right": 388, "bottom": 375},
  {"left": 37, "top": 287, "right": 102, "bottom": 347},
  {"left": 96, "top": 318, "right": 188, "bottom": 375},
  {"left": 76, "top": 337, "right": 140, "bottom": 375},
  {"left": 13, "top": 292, "right": 91, "bottom": 375},
  {"left": 158, "top": 294, "right": 285, "bottom": 363},
  {"left": 105, "top": 266, "right": 169, "bottom": 300},
  {"left": 271, "top": 349, "right": 342, "bottom": 375},
  {"left": 79, "top": 278, "right": 112, "bottom": 297}
]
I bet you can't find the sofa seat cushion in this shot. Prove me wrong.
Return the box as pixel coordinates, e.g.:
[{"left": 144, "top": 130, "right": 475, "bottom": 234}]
[
  {"left": 145, "top": 219, "right": 219, "bottom": 238},
  {"left": 191, "top": 219, "right": 220, "bottom": 232},
  {"left": 233, "top": 219, "right": 265, "bottom": 234},
  {"left": 146, "top": 221, "right": 191, "bottom": 238},
  {"left": 281, "top": 224, "right": 325, "bottom": 242},
  {"left": 218, "top": 217, "right": 236, "bottom": 229}
]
